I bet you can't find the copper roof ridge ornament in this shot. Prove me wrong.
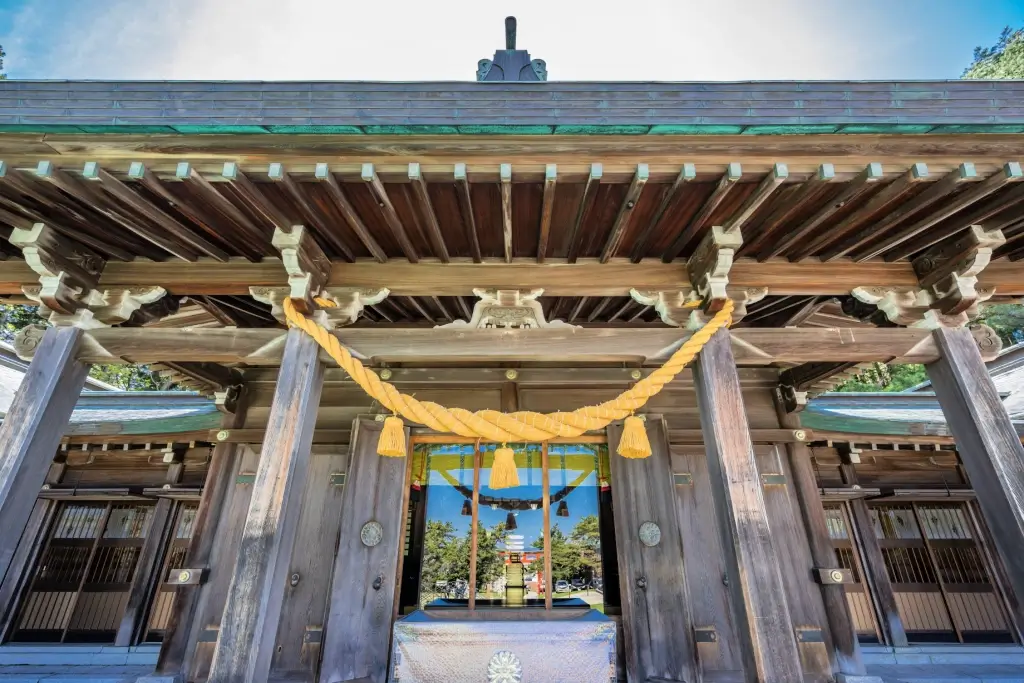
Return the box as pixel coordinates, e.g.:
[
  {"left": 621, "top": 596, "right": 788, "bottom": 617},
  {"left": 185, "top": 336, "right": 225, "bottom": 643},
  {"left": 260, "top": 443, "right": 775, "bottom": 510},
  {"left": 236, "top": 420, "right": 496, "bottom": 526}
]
[{"left": 477, "top": 16, "right": 547, "bottom": 82}]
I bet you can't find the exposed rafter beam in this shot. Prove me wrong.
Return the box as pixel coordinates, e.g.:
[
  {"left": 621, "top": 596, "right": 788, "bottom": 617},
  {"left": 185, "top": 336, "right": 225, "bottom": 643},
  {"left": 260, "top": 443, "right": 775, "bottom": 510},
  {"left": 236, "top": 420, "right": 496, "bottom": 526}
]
[
  {"left": 607, "top": 299, "right": 635, "bottom": 322},
  {"left": 268, "top": 163, "right": 355, "bottom": 262},
  {"left": 600, "top": 163, "right": 649, "bottom": 262},
  {"left": 663, "top": 162, "right": 742, "bottom": 262},
  {"left": 566, "top": 163, "right": 602, "bottom": 263},
  {"left": 861, "top": 162, "right": 1024, "bottom": 262},
  {"left": 537, "top": 164, "right": 557, "bottom": 263},
  {"left": 630, "top": 164, "right": 696, "bottom": 263},
  {"left": 824, "top": 163, "right": 976, "bottom": 262},
  {"left": 454, "top": 163, "right": 482, "bottom": 263},
  {"left": 628, "top": 304, "right": 652, "bottom": 323},
  {"left": 569, "top": 296, "right": 589, "bottom": 322},
  {"left": 500, "top": 163, "right": 513, "bottom": 263},
  {"left": 430, "top": 296, "right": 452, "bottom": 322},
  {"left": 408, "top": 163, "right": 449, "bottom": 263},
  {"left": 402, "top": 295, "right": 434, "bottom": 323},
  {"left": 586, "top": 297, "right": 613, "bottom": 322},
  {"left": 741, "top": 163, "right": 837, "bottom": 258},
  {"left": 723, "top": 162, "right": 788, "bottom": 235},
  {"left": 359, "top": 163, "right": 416, "bottom": 262},
  {"left": 221, "top": 162, "right": 292, "bottom": 230},
  {"left": 793, "top": 163, "right": 929, "bottom": 261},
  {"left": 173, "top": 162, "right": 273, "bottom": 253},
  {"left": 314, "top": 163, "right": 387, "bottom": 263}
]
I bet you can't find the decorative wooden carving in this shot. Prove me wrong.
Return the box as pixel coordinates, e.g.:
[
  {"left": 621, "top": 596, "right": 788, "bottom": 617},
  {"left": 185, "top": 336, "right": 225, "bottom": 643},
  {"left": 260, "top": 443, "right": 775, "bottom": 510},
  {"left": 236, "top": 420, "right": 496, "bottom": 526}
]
[
  {"left": 913, "top": 224, "right": 1005, "bottom": 315},
  {"left": 850, "top": 285, "right": 995, "bottom": 330},
  {"left": 9, "top": 223, "right": 104, "bottom": 315},
  {"left": 687, "top": 225, "right": 743, "bottom": 314},
  {"left": 250, "top": 286, "right": 388, "bottom": 328},
  {"left": 630, "top": 287, "right": 766, "bottom": 329},
  {"left": 271, "top": 225, "right": 330, "bottom": 315},
  {"left": 436, "top": 289, "right": 574, "bottom": 329},
  {"left": 22, "top": 285, "right": 168, "bottom": 329}
]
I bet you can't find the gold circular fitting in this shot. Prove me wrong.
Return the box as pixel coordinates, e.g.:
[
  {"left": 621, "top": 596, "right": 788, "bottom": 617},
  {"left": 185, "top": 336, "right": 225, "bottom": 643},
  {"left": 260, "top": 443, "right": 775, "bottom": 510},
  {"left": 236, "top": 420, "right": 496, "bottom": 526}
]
[
  {"left": 216, "top": 430, "right": 229, "bottom": 442},
  {"left": 374, "top": 414, "right": 386, "bottom": 422},
  {"left": 829, "top": 569, "right": 844, "bottom": 583},
  {"left": 178, "top": 570, "right": 192, "bottom": 583},
  {"left": 505, "top": 369, "right": 519, "bottom": 380},
  {"left": 794, "top": 429, "right": 807, "bottom": 441},
  {"left": 379, "top": 368, "right": 393, "bottom": 380},
  {"left": 630, "top": 370, "right": 642, "bottom": 380}
]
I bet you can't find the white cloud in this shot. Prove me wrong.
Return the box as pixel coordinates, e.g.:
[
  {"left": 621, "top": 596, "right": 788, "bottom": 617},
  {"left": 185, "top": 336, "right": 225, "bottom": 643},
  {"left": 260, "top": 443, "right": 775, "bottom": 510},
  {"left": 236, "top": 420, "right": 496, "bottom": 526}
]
[{"left": 0, "top": 0, "right": 985, "bottom": 81}]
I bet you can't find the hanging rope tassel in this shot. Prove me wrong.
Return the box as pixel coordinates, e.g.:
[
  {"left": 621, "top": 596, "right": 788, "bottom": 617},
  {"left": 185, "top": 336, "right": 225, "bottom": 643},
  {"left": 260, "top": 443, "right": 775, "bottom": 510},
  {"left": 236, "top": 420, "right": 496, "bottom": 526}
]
[
  {"left": 617, "top": 415, "right": 652, "bottom": 459},
  {"left": 377, "top": 415, "right": 407, "bottom": 457},
  {"left": 490, "top": 444, "right": 520, "bottom": 489}
]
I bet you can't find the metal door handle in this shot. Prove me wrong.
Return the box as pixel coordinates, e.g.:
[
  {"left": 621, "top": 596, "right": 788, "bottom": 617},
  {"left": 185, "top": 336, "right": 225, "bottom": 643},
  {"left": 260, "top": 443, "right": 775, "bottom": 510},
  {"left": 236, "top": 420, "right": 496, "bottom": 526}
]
[{"left": 372, "top": 574, "right": 383, "bottom": 591}]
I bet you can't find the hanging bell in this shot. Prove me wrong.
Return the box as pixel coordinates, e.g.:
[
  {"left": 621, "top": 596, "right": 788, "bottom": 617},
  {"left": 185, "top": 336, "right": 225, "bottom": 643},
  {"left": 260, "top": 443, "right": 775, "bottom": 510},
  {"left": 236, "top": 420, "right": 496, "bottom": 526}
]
[
  {"left": 461, "top": 500, "right": 472, "bottom": 516},
  {"left": 505, "top": 511, "right": 518, "bottom": 531},
  {"left": 556, "top": 501, "right": 569, "bottom": 517}
]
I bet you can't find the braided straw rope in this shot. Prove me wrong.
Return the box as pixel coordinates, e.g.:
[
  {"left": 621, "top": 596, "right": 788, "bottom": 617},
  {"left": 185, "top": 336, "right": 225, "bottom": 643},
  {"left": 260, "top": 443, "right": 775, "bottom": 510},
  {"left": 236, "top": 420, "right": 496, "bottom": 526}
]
[{"left": 282, "top": 297, "right": 734, "bottom": 443}]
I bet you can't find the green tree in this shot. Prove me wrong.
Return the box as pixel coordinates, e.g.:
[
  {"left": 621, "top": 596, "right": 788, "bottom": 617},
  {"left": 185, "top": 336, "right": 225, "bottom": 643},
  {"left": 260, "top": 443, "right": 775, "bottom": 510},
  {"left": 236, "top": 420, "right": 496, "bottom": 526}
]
[
  {"left": 530, "top": 524, "right": 581, "bottom": 582},
  {"left": 0, "top": 304, "right": 170, "bottom": 391},
  {"left": 964, "top": 26, "right": 1024, "bottom": 79},
  {"left": 834, "top": 363, "right": 928, "bottom": 393},
  {"left": 570, "top": 515, "right": 602, "bottom": 579}
]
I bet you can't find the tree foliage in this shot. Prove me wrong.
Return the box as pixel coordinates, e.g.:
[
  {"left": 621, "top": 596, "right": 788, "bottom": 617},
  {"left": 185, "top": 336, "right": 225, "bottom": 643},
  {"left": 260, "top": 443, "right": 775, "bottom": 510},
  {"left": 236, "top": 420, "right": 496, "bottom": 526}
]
[
  {"left": 419, "top": 519, "right": 507, "bottom": 597},
  {"left": 0, "top": 304, "right": 169, "bottom": 391},
  {"left": 529, "top": 516, "right": 603, "bottom": 582},
  {"left": 964, "top": 26, "right": 1024, "bottom": 79},
  {"left": 833, "top": 363, "right": 928, "bottom": 393}
]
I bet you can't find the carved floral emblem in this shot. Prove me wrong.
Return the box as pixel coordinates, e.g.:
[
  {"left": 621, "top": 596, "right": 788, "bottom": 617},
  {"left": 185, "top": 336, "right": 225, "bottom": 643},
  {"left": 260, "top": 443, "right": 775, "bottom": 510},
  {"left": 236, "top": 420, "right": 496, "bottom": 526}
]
[{"left": 487, "top": 650, "right": 522, "bottom": 683}]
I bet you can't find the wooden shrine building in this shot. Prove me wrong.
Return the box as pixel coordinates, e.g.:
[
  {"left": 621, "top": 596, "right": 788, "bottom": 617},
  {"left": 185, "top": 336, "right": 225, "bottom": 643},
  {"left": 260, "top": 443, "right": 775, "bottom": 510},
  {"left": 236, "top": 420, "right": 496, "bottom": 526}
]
[{"left": 0, "top": 19, "right": 1023, "bottom": 683}]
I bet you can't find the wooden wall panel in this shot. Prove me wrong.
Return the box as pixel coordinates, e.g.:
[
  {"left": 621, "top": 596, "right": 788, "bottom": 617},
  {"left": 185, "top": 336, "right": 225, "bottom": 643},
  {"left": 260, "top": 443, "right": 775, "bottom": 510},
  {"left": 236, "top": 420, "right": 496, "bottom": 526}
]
[
  {"left": 271, "top": 450, "right": 349, "bottom": 679},
  {"left": 671, "top": 447, "right": 743, "bottom": 677}
]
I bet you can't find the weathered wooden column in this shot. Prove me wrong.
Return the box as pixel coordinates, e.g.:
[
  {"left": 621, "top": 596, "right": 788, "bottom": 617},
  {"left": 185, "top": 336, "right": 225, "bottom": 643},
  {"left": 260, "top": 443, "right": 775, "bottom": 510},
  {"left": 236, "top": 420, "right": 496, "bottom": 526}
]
[
  {"left": 927, "top": 325, "right": 1024, "bottom": 610},
  {"left": 154, "top": 391, "right": 248, "bottom": 681},
  {"left": 695, "top": 328, "right": 804, "bottom": 681},
  {"left": 773, "top": 393, "right": 874, "bottom": 681},
  {"left": 0, "top": 325, "right": 90, "bottom": 582},
  {"left": 206, "top": 330, "right": 324, "bottom": 683}
]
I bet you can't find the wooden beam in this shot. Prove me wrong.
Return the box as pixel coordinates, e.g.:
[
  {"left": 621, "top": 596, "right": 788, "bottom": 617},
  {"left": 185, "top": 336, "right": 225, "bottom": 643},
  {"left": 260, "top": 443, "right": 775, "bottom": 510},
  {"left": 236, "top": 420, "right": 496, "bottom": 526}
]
[
  {"left": 206, "top": 330, "right": 324, "bottom": 683},
  {"left": 156, "top": 400, "right": 248, "bottom": 679},
  {"left": 792, "top": 163, "right": 929, "bottom": 261},
  {"left": 663, "top": 162, "right": 742, "bottom": 262},
  {"left": 824, "top": 163, "right": 976, "bottom": 262},
  {"left": 927, "top": 326, "right": 1024, "bottom": 612},
  {"left": 568, "top": 296, "right": 589, "bottom": 323},
  {"left": 566, "top": 163, "right": 602, "bottom": 263},
  {"left": 780, "top": 362, "right": 860, "bottom": 392},
  {"left": 500, "top": 163, "right": 513, "bottom": 263},
  {"left": 537, "top": 164, "right": 557, "bottom": 262},
  {"left": 862, "top": 162, "right": 1024, "bottom": 262},
  {"left": 723, "top": 162, "right": 788, "bottom": 234},
  {"left": 268, "top": 163, "right": 355, "bottom": 262},
  {"left": 586, "top": 297, "right": 612, "bottom": 322},
  {"left": 408, "top": 163, "right": 449, "bottom": 263},
  {"left": 773, "top": 393, "right": 867, "bottom": 677},
  {"left": 758, "top": 163, "right": 880, "bottom": 261},
  {"left": 221, "top": 162, "right": 292, "bottom": 231},
  {"left": 607, "top": 299, "right": 634, "bottom": 322},
  {"left": 361, "top": 162, "right": 417, "bottom": 263},
  {"left": 630, "top": 164, "right": 696, "bottom": 262},
  {"left": 173, "top": 162, "right": 274, "bottom": 254},
  {"left": 693, "top": 329, "right": 803, "bottom": 679},
  {"left": 314, "top": 163, "right": 387, "bottom": 263},
  {"left": 430, "top": 295, "right": 452, "bottom": 322},
  {"left": 454, "top": 163, "right": 482, "bottom": 263},
  {"left": 600, "top": 163, "right": 649, "bottom": 262},
  {"left": 0, "top": 327, "right": 90, "bottom": 582},
  {"left": 740, "top": 163, "right": 834, "bottom": 258}
]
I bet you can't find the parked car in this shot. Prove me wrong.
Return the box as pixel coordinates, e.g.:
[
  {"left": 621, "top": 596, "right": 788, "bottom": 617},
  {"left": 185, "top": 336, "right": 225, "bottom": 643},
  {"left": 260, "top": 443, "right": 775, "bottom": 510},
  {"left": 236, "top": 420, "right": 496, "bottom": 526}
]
[
  {"left": 571, "top": 578, "right": 587, "bottom": 591},
  {"left": 554, "top": 580, "right": 571, "bottom": 593}
]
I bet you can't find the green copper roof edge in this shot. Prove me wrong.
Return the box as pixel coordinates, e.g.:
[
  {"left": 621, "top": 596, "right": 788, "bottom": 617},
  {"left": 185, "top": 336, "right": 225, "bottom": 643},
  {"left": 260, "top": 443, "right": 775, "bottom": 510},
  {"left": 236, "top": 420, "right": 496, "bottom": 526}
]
[{"left": 1, "top": 123, "right": 1023, "bottom": 136}]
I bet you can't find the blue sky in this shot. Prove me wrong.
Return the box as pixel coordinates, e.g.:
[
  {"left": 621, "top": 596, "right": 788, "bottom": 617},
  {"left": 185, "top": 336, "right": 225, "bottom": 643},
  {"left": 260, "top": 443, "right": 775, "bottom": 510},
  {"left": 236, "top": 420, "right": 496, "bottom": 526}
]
[{"left": 0, "top": 0, "right": 1020, "bottom": 81}]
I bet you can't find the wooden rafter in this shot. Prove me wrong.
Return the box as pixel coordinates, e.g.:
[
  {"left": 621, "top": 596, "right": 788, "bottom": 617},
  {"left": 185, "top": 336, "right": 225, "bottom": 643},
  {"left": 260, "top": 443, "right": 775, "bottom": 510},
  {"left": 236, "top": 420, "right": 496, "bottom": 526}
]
[
  {"left": 173, "top": 163, "right": 273, "bottom": 251},
  {"left": 408, "top": 163, "right": 449, "bottom": 263},
  {"left": 824, "top": 163, "right": 975, "bottom": 262},
  {"left": 566, "top": 164, "right": 602, "bottom": 263},
  {"left": 723, "top": 163, "right": 788, "bottom": 234},
  {"left": 189, "top": 296, "right": 240, "bottom": 326},
  {"left": 537, "top": 164, "right": 557, "bottom": 263},
  {"left": 454, "top": 163, "right": 482, "bottom": 263},
  {"left": 430, "top": 296, "right": 452, "bottom": 322},
  {"left": 628, "top": 305, "right": 652, "bottom": 323},
  {"left": 500, "top": 163, "right": 513, "bottom": 263},
  {"left": 359, "top": 164, "right": 417, "bottom": 262},
  {"left": 569, "top": 296, "right": 589, "bottom": 322},
  {"left": 314, "top": 163, "right": 387, "bottom": 263},
  {"left": 268, "top": 163, "right": 355, "bottom": 262},
  {"left": 607, "top": 299, "right": 634, "bottom": 322},
  {"left": 221, "top": 163, "right": 292, "bottom": 230},
  {"left": 455, "top": 295, "right": 473, "bottom": 321},
  {"left": 403, "top": 296, "right": 434, "bottom": 323},
  {"left": 741, "top": 163, "right": 837, "bottom": 258},
  {"left": 599, "top": 164, "right": 649, "bottom": 263},
  {"left": 663, "top": 162, "right": 742, "bottom": 262},
  {"left": 630, "top": 163, "right": 696, "bottom": 263},
  {"left": 586, "top": 297, "right": 613, "bottom": 322},
  {"left": 861, "top": 162, "right": 1024, "bottom": 262},
  {"left": 792, "top": 163, "right": 929, "bottom": 261}
]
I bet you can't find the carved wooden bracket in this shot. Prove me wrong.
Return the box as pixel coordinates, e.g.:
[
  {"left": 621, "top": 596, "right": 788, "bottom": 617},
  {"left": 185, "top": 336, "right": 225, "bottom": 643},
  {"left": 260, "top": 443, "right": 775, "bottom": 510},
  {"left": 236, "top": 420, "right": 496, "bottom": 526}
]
[
  {"left": 250, "top": 286, "right": 388, "bottom": 328},
  {"left": 687, "top": 225, "right": 743, "bottom": 314},
  {"left": 22, "top": 285, "right": 169, "bottom": 329},
  {"left": 436, "top": 289, "right": 575, "bottom": 329},
  {"left": 271, "top": 225, "right": 330, "bottom": 314},
  {"left": 9, "top": 223, "right": 105, "bottom": 315},
  {"left": 850, "top": 285, "right": 995, "bottom": 330},
  {"left": 630, "top": 287, "right": 767, "bottom": 329}
]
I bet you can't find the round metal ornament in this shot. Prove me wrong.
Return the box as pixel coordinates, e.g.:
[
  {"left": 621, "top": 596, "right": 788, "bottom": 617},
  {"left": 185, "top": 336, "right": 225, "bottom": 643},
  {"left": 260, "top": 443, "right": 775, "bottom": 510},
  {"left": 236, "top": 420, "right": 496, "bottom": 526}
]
[
  {"left": 639, "top": 521, "right": 661, "bottom": 547},
  {"left": 360, "top": 520, "right": 384, "bottom": 547}
]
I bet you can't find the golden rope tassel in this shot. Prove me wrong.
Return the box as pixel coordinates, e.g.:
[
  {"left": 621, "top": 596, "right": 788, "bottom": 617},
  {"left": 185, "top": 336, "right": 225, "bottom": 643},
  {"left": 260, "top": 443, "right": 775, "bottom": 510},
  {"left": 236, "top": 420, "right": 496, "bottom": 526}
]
[
  {"left": 617, "top": 415, "right": 652, "bottom": 459},
  {"left": 490, "top": 444, "right": 520, "bottom": 489},
  {"left": 377, "top": 415, "right": 407, "bottom": 457}
]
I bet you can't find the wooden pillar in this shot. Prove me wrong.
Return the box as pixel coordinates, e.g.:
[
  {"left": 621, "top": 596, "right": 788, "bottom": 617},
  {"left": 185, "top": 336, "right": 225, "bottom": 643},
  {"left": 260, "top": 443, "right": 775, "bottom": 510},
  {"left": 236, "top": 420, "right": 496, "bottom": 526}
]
[
  {"left": 0, "top": 326, "right": 89, "bottom": 582},
  {"left": 155, "top": 399, "right": 247, "bottom": 680},
  {"left": 693, "top": 328, "right": 803, "bottom": 682},
  {"left": 927, "top": 326, "right": 1024, "bottom": 613},
  {"left": 839, "top": 462, "right": 908, "bottom": 647},
  {"left": 207, "top": 331, "right": 324, "bottom": 683},
  {"left": 773, "top": 394, "right": 868, "bottom": 677}
]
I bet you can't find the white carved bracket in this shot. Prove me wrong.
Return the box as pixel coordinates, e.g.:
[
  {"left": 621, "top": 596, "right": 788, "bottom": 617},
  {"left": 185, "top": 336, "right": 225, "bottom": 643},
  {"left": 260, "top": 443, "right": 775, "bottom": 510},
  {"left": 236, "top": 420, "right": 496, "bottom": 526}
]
[
  {"left": 436, "top": 289, "right": 576, "bottom": 329},
  {"left": 852, "top": 284, "right": 995, "bottom": 330},
  {"left": 687, "top": 225, "right": 743, "bottom": 314},
  {"left": 9, "top": 223, "right": 105, "bottom": 315},
  {"left": 251, "top": 286, "right": 388, "bottom": 328},
  {"left": 631, "top": 287, "right": 767, "bottom": 329},
  {"left": 272, "top": 225, "right": 330, "bottom": 314},
  {"left": 23, "top": 285, "right": 168, "bottom": 329}
]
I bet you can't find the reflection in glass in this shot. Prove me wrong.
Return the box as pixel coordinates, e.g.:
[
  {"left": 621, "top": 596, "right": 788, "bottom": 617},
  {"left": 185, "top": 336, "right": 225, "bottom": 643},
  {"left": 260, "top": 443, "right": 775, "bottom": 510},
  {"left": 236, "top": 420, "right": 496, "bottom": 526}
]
[
  {"left": 545, "top": 445, "right": 605, "bottom": 611},
  {"left": 416, "top": 443, "right": 475, "bottom": 608},
  {"left": 477, "top": 444, "right": 544, "bottom": 606}
]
